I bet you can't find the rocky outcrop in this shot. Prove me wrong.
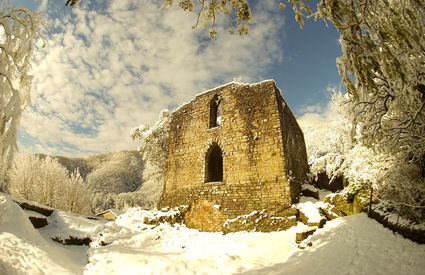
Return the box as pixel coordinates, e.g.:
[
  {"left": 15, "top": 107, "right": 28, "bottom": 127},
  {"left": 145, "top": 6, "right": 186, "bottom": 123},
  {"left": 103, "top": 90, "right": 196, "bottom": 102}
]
[{"left": 324, "top": 193, "right": 369, "bottom": 216}]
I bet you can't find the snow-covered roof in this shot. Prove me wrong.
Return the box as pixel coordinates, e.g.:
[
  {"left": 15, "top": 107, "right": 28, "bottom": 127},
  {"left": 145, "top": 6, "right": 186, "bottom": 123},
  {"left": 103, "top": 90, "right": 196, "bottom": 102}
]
[
  {"left": 95, "top": 208, "right": 124, "bottom": 218},
  {"left": 173, "top": 79, "right": 277, "bottom": 113}
]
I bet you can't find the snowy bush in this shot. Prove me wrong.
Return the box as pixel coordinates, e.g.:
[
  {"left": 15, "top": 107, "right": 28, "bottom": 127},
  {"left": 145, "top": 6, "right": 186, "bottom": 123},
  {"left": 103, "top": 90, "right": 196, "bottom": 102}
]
[
  {"left": 8, "top": 152, "right": 91, "bottom": 214},
  {"left": 130, "top": 109, "right": 171, "bottom": 208},
  {"left": 299, "top": 92, "right": 354, "bottom": 183}
]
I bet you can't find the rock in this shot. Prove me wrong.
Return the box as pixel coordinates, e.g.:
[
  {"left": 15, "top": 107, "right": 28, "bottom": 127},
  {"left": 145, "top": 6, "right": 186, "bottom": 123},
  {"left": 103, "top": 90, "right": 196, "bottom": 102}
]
[
  {"left": 51, "top": 236, "right": 91, "bottom": 246},
  {"left": 297, "top": 201, "right": 327, "bottom": 228},
  {"left": 28, "top": 216, "right": 48, "bottom": 229},
  {"left": 14, "top": 200, "right": 54, "bottom": 217},
  {"left": 320, "top": 203, "right": 345, "bottom": 220},
  {"left": 298, "top": 209, "right": 326, "bottom": 228},
  {"left": 296, "top": 227, "right": 317, "bottom": 244},
  {"left": 298, "top": 241, "right": 313, "bottom": 249},
  {"left": 23, "top": 209, "right": 49, "bottom": 229},
  {"left": 324, "top": 193, "right": 368, "bottom": 216}
]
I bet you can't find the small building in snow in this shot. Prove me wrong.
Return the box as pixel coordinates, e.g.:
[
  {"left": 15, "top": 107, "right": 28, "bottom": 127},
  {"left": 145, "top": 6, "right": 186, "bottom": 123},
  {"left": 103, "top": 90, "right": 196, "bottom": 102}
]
[{"left": 95, "top": 209, "right": 123, "bottom": 220}]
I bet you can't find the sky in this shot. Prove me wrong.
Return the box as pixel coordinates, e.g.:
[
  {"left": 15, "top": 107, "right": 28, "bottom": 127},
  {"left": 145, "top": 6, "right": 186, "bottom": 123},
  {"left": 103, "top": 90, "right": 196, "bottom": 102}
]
[{"left": 9, "top": 0, "right": 342, "bottom": 157}]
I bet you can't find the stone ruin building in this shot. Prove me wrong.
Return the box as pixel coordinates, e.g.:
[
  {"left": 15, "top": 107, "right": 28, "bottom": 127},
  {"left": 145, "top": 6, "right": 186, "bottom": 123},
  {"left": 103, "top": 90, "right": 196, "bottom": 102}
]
[{"left": 158, "top": 80, "right": 308, "bottom": 232}]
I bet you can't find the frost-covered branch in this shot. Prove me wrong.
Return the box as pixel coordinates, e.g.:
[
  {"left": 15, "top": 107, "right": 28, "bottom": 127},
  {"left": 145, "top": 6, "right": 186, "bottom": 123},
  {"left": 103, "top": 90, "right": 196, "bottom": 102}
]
[
  {"left": 8, "top": 152, "right": 91, "bottom": 214},
  {"left": 65, "top": 0, "right": 81, "bottom": 8},
  {"left": 161, "top": 0, "right": 252, "bottom": 39},
  {"left": 0, "top": 3, "right": 46, "bottom": 188}
]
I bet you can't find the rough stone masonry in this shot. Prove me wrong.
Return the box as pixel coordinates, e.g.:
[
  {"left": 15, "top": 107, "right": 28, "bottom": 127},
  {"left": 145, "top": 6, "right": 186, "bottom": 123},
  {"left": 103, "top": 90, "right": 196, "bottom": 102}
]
[{"left": 158, "top": 80, "right": 309, "bottom": 231}]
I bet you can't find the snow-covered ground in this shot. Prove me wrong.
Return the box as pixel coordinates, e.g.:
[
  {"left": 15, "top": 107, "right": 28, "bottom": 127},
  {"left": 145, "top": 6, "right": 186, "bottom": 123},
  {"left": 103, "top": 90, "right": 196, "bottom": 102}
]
[{"left": 1, "top": 193, "right": 424, "bottom": 275}]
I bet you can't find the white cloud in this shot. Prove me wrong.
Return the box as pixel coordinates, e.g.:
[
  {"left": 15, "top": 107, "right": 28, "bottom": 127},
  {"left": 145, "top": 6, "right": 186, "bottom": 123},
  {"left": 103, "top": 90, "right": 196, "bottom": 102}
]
[
  {"left": 296, "top": 83, "right": 338, "bottom": 118},
  {"left": 21, "top": 0, "right": 285, "bottom": 156}
]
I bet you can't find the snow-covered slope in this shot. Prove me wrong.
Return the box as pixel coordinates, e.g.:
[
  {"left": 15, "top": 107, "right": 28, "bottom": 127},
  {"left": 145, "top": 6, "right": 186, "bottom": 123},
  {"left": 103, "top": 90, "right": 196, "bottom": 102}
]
[
  {"left": 241, "top": 214, "right": 425, "bottom": 275},
  {"left": 1, "top": 194, "right": 424, "bottom": 275},
  {"left": 0, "top": 194, "right": 88, "bottom": 275}
]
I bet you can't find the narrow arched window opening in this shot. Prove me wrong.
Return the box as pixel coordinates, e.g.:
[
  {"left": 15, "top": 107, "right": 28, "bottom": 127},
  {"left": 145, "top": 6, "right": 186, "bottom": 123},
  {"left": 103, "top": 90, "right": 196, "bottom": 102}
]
[
  {"left": 205, "top": 143, "right": 223, "bottom": 182},
  {"left": 216, "top": 101, "right": 222, "bottom": 126},
  {"left": 209, "top": 96, "right": 222, "bottom": 128}
]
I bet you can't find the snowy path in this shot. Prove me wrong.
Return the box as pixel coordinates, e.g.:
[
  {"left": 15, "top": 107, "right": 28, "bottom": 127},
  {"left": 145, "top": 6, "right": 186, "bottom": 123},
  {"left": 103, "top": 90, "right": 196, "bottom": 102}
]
[{"left": 240, "top": 214, "right": 425, "bottom": 275}]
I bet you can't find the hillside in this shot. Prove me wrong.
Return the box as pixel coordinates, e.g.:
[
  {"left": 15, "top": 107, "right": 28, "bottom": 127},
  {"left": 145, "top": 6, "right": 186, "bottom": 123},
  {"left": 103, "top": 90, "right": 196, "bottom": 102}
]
[{"left": 38, "top": 150, "right": 144, "bottom": 193}]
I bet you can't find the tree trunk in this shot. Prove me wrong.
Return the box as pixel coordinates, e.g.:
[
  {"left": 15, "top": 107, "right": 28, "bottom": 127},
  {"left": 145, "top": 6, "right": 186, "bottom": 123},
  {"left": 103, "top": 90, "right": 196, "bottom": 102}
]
[{"left": 368, "top": 187, "right": 373, "bottom": 217}]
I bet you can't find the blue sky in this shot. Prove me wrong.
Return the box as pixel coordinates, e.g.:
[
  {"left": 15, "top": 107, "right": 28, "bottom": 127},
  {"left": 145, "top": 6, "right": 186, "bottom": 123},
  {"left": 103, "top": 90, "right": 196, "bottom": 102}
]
[{"left": 10, "top": 0, "right": 341, "bottom": 156}]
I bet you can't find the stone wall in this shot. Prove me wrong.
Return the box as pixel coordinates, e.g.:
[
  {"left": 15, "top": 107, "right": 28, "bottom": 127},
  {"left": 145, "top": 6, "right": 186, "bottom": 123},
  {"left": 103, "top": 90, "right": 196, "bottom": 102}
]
[{"left": 158, "top": 80, "right": 308, "bottom": 231}]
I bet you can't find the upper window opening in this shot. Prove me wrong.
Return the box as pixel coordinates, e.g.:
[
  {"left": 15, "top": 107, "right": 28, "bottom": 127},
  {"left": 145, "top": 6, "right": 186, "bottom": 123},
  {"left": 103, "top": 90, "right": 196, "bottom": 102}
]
[
  {"left": 210, "top": 96, "right": 222, "bottom": 128},
  {"left": 216, "top": 101, "right": 222, "bottom": 126}
]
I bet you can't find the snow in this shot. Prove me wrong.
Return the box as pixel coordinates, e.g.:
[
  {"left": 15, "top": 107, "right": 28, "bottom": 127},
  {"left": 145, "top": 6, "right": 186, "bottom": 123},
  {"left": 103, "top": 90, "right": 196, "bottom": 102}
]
[
  {"left": 1, "top": 194, "right": 424, "bottom": 275},
  {"left": 0, "top": 194, "right": 87, "bottom": 275},
  {"left": 224, "top": 211, "right": 260, "bottom": 226},
  {"left": 302, "top": 183, "right": 318, "bottom": 193},
  {"left": 241, "top": 214, "right": 425, "bottom": 275},
  {"left": 372, "top": 203, "right": 425, "bottom": 231},
  {"left": 297, "top": 197, "right": 326, "bottom": 224},
  {"left": 40, "top": 210, "right": 106, "bottom": 241}
]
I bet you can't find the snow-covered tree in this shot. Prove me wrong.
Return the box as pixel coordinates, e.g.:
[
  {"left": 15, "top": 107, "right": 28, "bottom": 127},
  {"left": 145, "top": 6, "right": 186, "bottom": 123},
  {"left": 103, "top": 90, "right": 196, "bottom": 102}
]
[
  {"left": 130, "top": 109, "right": 171, "bottom": 207},
  {"left": 300, "top": 92, "right": 425, "bottom": 220},
  {"left": 6, "top": 152, "right": 39, "bottom": 202},
  {"left": 62, "top": 169, "right": 91, "bottom": 214},
  {"left": 315, "top": 0, "right": 424, "bottom": 175},
  {"left": 0, "top": 3, "right": 45, "bottom": 189},
  {"left": 8, "top": 152, "right": 91, "bottom": 214}
]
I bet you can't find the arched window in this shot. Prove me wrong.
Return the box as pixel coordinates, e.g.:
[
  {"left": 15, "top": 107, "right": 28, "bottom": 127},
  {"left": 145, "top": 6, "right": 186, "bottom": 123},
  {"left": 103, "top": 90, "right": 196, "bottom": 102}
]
[
  {"left": 205, "top": 143, "right": 223, "bottom": 182},
  {"left": 209, "top": 96, "right": 222, "bottom": 128}
]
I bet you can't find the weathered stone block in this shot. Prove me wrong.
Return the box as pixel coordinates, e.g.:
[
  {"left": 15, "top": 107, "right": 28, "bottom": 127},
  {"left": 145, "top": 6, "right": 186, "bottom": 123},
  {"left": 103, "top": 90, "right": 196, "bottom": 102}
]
[
  {"left": 296, "top": 227, "right": 317, "bottom": 244},
  {"left": 184, "top": 199, "right": 226, "bottom": 232}
]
